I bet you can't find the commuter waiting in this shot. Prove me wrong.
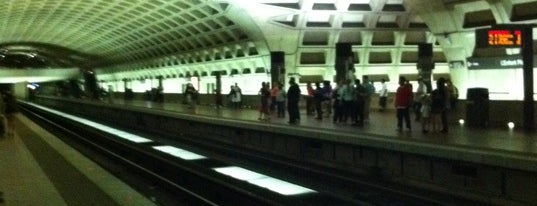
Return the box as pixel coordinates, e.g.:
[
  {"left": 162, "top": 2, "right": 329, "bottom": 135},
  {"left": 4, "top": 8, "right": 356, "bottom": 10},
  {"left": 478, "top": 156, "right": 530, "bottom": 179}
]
[
  {"left": 431, "top": 78, "right": 450, "bottom": 133},
  {"left": 378, "top": 78, "right": 388, "bottom": 112},
  {"left": 313, "top": 82, "right": 323, "bottom": 120},
  {"left": 184, "top": 83, "right": 198, "bottom": 109},
  {"left": 229, "top": 84, "right": 242, "bottom": 109},
  {"left": 362, "top": 76, "right": 375, "bottom": 122},
  {"left": 321, "top": 81, "right": 332, "bottom": 118},
  {"left": 394, "top": 77, "right": 413, "bottom": 131},
  {"left": 275, "top": 82, "right": 286, "bottom": 118},
  {"left": 258, "top": 82, "right": 270, "bottom": 121},
  {"left": 287, "top": 77, "right": 301, "bottom": 124}
]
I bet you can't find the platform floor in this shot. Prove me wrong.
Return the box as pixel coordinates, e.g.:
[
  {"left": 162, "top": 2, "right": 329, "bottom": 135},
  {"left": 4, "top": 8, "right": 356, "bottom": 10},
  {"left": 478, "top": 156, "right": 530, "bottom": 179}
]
[
  {"left": 111, "top": 99, "right": 537, "bottom": 156},
  {"left": 0, "top": 114, "right": 157, "bottom": 206}
]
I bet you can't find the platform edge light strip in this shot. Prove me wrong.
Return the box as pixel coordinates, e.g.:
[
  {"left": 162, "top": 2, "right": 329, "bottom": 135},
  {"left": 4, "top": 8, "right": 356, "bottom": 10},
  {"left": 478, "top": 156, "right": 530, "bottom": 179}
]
[
  {"left": 27, "top": 103, "right": 316, "bottom": 196},
  {"left": 26, "top": 102, "right": 153, "bottom": 143},
  {"left": 152, "top": 146, "right": 207, "bottom": 160},
  {"left": 214, "top": 166, "right": 317, "bottom": 196}
]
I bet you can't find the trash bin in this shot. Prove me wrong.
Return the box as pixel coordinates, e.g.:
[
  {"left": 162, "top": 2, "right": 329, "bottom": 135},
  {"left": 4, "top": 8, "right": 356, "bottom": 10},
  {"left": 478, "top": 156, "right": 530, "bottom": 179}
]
[{"left": 466, "top": 88, "right": 489, "bottom": 127}]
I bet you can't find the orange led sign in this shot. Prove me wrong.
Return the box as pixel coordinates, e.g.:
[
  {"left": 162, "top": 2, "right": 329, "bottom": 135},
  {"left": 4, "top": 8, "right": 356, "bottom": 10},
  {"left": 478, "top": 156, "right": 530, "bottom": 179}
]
[
  {"left": 476, "top": 27, "right": 527, "bottom": 48},
  {"left": 487, "top": 29, "right": 521, "bottom": 46}
]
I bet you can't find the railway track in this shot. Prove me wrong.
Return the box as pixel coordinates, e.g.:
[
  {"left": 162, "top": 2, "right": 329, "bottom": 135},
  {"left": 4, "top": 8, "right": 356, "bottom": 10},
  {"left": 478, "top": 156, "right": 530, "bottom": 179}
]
[{"left": 20, "top": 102, "right": 487, "bottom": 206}]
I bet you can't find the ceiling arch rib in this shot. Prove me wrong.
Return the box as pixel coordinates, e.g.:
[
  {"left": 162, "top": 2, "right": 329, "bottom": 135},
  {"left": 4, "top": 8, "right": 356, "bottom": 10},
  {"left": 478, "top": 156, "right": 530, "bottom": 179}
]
[
  {"left": 0, "top": 0, "right": 253, "bottom": 70},
  {"left": 4, "top": 0, "right": 537, "bottom": 84}
]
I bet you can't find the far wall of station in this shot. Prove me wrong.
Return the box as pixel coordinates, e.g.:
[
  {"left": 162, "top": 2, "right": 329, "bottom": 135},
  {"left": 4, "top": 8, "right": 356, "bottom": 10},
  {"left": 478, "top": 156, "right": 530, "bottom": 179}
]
[{"left": 96, "top": 64, "right": 537, "bottom": 101}]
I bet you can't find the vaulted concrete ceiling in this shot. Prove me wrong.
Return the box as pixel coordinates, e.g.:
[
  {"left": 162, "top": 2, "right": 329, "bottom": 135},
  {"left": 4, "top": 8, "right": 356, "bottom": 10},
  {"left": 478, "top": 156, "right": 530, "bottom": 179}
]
[
  {"left": 0, "top": 0, "right": 244, "bottom": 69},
  {"left": 0, "top": 0, "right": 536, "bottom": 82}
]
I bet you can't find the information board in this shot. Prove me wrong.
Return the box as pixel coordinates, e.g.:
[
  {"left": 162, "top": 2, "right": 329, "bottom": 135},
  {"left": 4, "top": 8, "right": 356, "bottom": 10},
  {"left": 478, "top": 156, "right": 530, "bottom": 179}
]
[{"left": 476, "top": 27, "right": 523, "bottom": 48}]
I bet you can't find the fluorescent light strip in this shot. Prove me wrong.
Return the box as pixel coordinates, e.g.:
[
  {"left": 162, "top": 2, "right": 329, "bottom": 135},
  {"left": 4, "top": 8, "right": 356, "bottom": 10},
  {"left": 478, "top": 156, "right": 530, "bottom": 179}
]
[
  {"left": 214, "top": 166, "right": 316, "bottom": 196},
  {"left": 26, "top": 103, "right": 153, "bottom": 143},
  {"left": 28, "top": 103, "right": 315, "bottom": 196},
  {"left": 152, "top": 146, "right": 207, "bottom": 160}
]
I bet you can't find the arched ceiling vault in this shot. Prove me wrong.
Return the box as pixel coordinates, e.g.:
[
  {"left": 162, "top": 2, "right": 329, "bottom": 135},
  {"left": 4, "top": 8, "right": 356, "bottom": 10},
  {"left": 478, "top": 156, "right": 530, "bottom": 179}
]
[
  {"left": 0, "top": 0, "right": 243, "bottom": 69},
  {"left": 0, "top": 0, "right": 537, "bottom": 82}
]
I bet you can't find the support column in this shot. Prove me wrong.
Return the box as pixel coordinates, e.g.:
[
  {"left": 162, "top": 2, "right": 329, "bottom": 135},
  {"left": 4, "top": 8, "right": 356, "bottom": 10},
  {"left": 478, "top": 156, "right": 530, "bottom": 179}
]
[
  {"left": 521, "top": 27, "right": 534, "bottom": 130},
  {"left": 122, "top": 78, "right": 128, "bottom": 91},
  {"left": 156, "top": 76, "right": 164, "bottom": 102},
  {"left": 417, "top": 43, "right": 434, "bottom": 92},
  {"left": 157, "top": 76, "right": 163, "bottom": 89},
  {"left": 271, "top": 51, "right": 285, "bottom": 85},
  {"left": 83, "top": 70, "right": 98, "bottom": 99},
  {"left": 122, "top": 78, "right": 133, "bottom": 100},
  {"left": 335, "top": 43, "right": 353, "bottom": 83},
  {"left": 215, "top": 71, "right": 223, "bottom": 107},
  {"left": 215, "top": 71, "right": 222, "bottom": 93}
]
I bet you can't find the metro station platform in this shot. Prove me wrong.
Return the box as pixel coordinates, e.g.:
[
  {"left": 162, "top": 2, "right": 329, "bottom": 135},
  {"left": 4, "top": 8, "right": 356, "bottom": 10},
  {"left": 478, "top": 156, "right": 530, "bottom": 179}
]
[
  {"left": 99, "top": 99, "right": 537, "bottom": 205},
  {"left": 112, "top": 99, "right": 537, "bottom": 158},
  {"left": 13, "top": 96, "right": 537, "bottom": 205},
  {"left": 0, "top": 114, "right": 156, "bottom": 206}
]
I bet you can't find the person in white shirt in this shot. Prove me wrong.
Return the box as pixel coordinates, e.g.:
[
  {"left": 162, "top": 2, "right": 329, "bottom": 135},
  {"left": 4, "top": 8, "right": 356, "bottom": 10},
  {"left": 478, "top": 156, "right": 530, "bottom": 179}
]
[
  {"left": 229, "top": 84, "right": 242, "bottom": 109},
  {"left": 413, "top": 77, "right": 427, "bottom": 121},
  {"left": 378, "top": 78, "right": 388, "bottom": 111}
]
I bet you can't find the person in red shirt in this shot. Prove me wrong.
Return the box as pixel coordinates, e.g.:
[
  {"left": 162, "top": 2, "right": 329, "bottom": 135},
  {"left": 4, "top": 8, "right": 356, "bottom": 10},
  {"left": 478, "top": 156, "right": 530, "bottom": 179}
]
[
  {"left": 269, "top": 82, "right": 279, "bottom": 113},
  {"left": 305, "top": 82, "right": 314, "bottom": 115},
  {"left": 395, "top": 77, "right": 413, "bottom": 131}
]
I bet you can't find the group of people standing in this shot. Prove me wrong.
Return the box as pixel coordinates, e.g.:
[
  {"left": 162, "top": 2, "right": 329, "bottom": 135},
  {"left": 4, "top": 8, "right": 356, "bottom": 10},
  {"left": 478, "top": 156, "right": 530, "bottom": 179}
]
[
  {"left": 287, "top": 75, "right": 457, "bottom": 133},
  {"left": 183, "top": 76, "right": 458, "bottom": 133},
  {"left": 328, "top": 76, "right": 376, "bottom": 126},
  {"left": 257, "top": 78, "right": 301, "bottom": 124},
  {"left": 228, "top": 83, "right": 242, "bottom": 109},
  {"left": 305, "top": 81, "right": 333, "bottom": 120},
  {"left": 183, "top": 82, "right": 244, "bottom": 110},
  {"left": 395, "top": 77, "right": 457, "bottom": 133}
]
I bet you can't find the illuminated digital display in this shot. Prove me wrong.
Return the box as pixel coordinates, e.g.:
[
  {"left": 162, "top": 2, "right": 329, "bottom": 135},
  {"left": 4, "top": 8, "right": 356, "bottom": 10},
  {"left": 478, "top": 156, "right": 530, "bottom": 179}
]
[
  {"left": 475, "top": 27, "right": 526, "bottom": 48},
  {"left": 487, "top": 29, "right": 521, "bottom": 46}
]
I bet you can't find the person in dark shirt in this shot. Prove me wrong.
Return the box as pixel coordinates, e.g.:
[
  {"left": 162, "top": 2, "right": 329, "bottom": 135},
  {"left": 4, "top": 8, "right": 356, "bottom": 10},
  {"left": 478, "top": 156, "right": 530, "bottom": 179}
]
[
  {"left": 353, "top": 79, "right": 367, "bottom": 126},
  {"left": 258, "top": 82, "right": 271, "bottom": 121},
  {"left": 184, "top": 83, "right": 198, "bottom": 108},
  {"left": 305, "top": 82, "right": 314, "bottom": 115},
  {"left": 287, "top": 77, "right": 301, "bottom": 124},
  {"left": 313, "top": 82, "right": 323, "bottom": 120},
  {"left": 321, "top": 81, "right": 332, "bottom": 117},
  {"left": 431, "top": 78, "right": 449, "bottom": 133}
]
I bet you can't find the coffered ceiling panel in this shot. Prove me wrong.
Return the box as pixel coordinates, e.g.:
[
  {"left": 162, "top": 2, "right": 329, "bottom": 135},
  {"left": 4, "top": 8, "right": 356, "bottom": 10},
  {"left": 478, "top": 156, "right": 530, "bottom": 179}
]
[
  {"left": 0, "top": 0, "right": 247, "bottom": 68},
  {"left": 0, "top": 0, "right": 536, "bottom": 76}
]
